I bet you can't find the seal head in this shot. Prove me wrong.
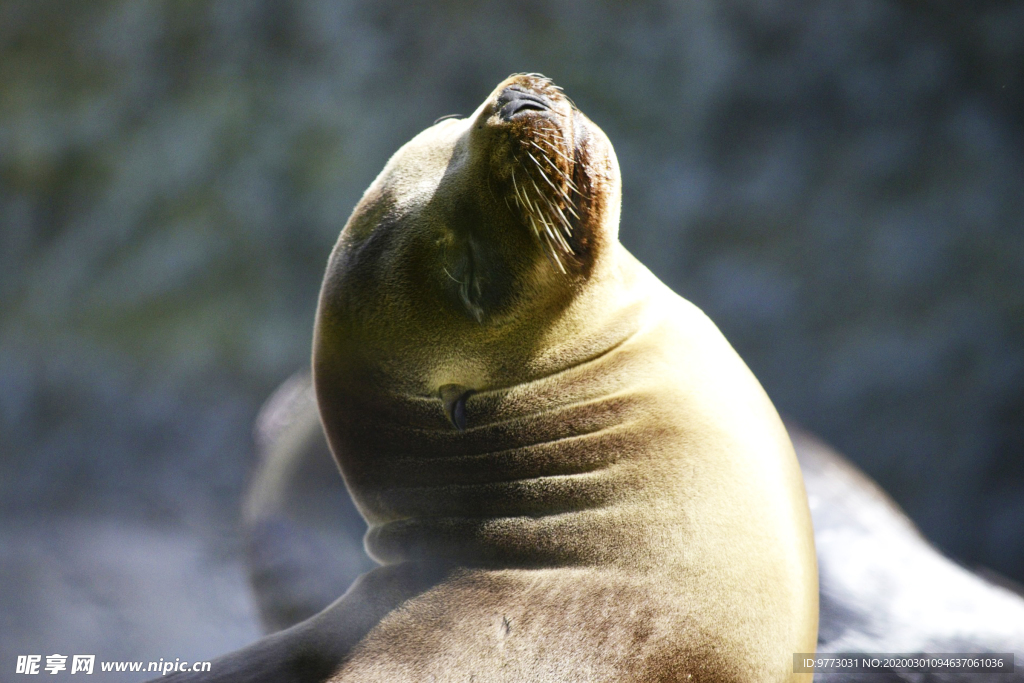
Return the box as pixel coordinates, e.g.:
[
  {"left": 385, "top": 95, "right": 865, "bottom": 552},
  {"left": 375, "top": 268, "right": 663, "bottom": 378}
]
[{"left": 314, "top": 73, "right": 620, "bottom": 391}]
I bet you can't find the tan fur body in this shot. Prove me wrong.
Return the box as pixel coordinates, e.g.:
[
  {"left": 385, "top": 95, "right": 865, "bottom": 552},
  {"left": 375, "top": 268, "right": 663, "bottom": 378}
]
[{"left": 306, "top": 75, "right": 818, "bottom": 681}]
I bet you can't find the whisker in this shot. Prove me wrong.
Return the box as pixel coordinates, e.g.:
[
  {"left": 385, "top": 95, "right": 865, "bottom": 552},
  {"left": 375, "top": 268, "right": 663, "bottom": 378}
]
[
  {"left": 530, "top": 178, "right": 573, "bottom": 254},
  {"left": 527, "top": 145, "right": 579, "bottom": 192},
  {"left": 543, "top": 195, "right": 575, "bottom": 240},
  {"left": 530, "top": 138, "right": 573, "bottom": 166},
  {"left": 527, "top": 152, "right": 564, "bottom": 198}
]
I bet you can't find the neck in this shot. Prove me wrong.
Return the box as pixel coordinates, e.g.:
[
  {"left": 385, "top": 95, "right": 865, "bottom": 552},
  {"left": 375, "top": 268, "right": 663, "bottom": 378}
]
[{"left": 331, "top": 314, "right": 671, "bottom": 570}]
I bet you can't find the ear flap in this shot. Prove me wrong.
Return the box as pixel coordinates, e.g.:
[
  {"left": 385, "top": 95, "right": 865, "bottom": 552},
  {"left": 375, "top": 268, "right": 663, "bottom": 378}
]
[{"left": 438, "top": 384, "right": 474, "bottom": 431}]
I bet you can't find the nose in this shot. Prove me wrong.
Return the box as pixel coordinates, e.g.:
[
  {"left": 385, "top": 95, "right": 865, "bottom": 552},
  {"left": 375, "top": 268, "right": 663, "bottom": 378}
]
[{"left": 496, "top": 86, "right": 552, "bottom": 121}]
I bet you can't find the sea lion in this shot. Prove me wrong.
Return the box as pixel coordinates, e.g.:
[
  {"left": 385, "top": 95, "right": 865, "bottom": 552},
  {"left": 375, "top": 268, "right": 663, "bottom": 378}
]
[
  {"left": 163, "top": 73, "right": 819, "bottom": 682},
  {"left": 243, "top": 374, "right": 376, "bottom": 632},
  {"left": 791, "top": 428, "right": 1024, "bottom": 682}
]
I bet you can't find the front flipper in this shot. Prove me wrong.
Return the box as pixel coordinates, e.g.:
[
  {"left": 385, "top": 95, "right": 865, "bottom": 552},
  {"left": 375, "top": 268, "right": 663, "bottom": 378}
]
[{"left": 155, "top": 564, "right": 447, "bottom": 683}]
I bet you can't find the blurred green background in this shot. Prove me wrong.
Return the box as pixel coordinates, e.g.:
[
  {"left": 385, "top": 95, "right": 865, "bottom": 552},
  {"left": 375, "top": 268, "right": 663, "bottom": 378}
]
[{"left": 1, "top": 0, "right": 1022, "bottom": 677}]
